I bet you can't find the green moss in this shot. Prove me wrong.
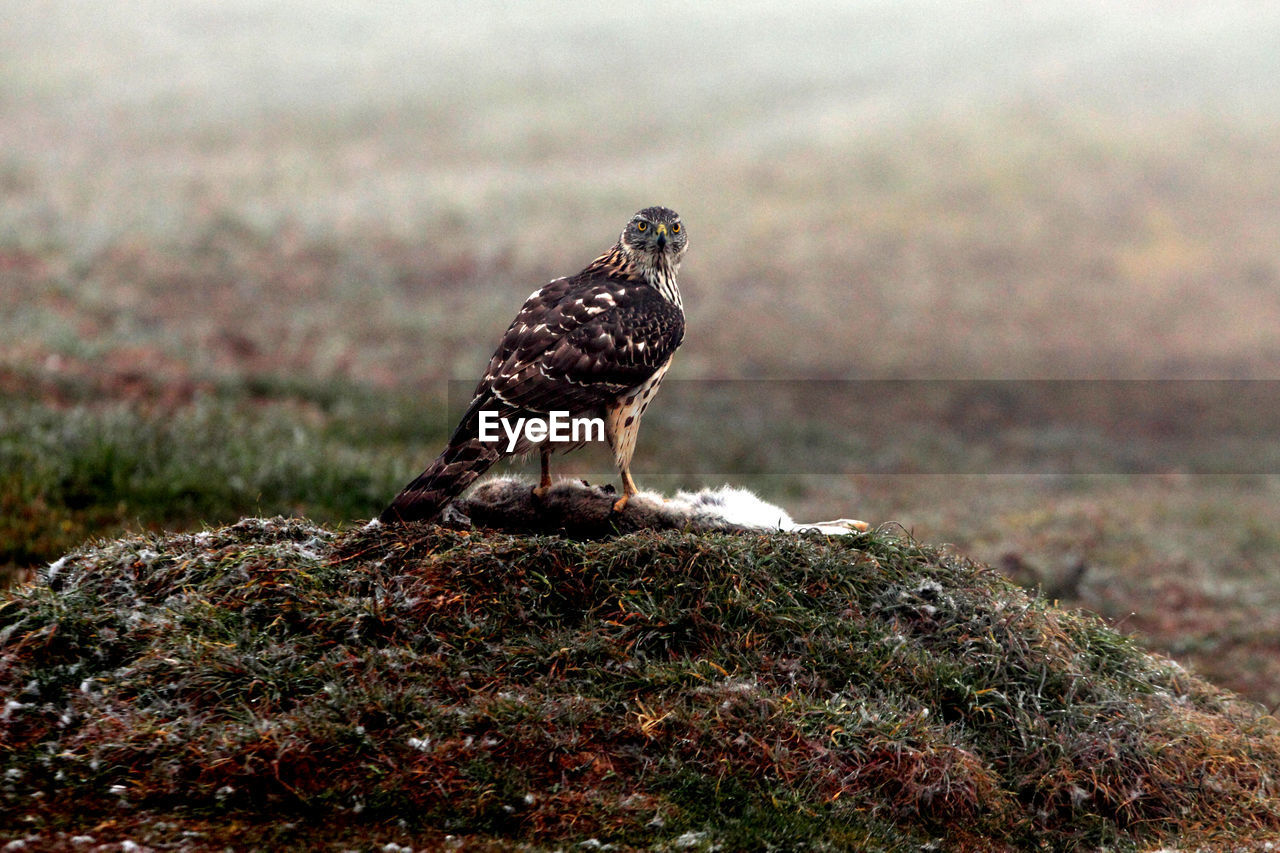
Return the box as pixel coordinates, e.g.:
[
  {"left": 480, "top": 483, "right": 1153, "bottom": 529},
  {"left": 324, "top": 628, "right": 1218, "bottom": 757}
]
[{"left": 3, "top": 519, "right": 1278, "bottom": 849}]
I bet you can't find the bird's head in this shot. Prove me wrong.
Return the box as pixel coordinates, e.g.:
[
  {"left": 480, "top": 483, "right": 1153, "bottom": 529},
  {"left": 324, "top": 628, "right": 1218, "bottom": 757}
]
[{"left": 620, "top": 206, "right": 687, "bottom": 270}]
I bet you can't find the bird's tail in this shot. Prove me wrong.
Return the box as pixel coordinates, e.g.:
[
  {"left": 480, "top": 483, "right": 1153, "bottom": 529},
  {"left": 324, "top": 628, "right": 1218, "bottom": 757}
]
[{"left": 379, "top": 436, "right": 501, "bottom": 524}]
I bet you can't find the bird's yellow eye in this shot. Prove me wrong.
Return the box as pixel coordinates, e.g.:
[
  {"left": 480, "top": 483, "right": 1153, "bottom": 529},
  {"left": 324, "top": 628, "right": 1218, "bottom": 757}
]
[
  {"left": 636, "top": 221, "right": 648, "bottom": 232},
  {"left": 671, "top": 222, "right": 681, "bottom": 234}
]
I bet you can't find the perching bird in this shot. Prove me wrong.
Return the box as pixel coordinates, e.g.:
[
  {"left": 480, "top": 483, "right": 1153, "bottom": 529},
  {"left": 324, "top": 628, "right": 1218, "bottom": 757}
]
[{"left": 380, "top": 206, "right": 687, "bottom": 524}]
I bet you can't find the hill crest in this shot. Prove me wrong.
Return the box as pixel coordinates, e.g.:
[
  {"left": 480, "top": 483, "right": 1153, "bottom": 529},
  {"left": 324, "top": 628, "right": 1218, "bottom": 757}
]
[{"left": 3, "top": 511, "right": 1280, "bottom": 850}]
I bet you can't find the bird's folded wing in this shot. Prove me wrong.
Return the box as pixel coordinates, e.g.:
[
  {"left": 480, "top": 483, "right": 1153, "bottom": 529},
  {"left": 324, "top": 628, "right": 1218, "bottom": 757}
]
[{"left": 475, "top": 279, "right": 684, "bottom": 418}]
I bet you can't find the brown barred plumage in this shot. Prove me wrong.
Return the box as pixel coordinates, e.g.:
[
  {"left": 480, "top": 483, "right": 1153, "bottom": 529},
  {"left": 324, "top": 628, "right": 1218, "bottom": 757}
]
[{"left": 380, "top": 206, "right": 687, "bottom": 524}]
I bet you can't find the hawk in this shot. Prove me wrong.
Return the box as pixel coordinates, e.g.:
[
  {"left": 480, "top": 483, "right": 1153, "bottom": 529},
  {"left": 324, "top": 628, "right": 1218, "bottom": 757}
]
[{"left": 380, "top": 206, "right": 687, "bottom": 524}]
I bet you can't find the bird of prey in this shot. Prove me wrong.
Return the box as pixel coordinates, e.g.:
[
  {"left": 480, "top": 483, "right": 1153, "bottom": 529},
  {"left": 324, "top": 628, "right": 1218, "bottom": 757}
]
[{"left": 380, "top": 206, "right": 687, "bottom": 524}]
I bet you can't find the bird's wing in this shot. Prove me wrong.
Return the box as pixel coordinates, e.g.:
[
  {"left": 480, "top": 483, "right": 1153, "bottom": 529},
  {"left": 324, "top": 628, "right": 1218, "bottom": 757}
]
[{"left": 451, "top": 276, "right": 684, "bottom": 442}]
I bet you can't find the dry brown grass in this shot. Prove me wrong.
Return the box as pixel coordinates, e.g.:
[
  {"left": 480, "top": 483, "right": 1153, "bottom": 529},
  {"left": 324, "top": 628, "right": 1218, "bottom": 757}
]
[{"left": 6, "top": 517, "right": 1280, "bottom": 849}]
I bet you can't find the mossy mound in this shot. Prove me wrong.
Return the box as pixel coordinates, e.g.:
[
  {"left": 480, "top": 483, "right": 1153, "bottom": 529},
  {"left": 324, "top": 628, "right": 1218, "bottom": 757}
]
[{"left": 3, "top": 518, "right": 1280, "bottom": 850}]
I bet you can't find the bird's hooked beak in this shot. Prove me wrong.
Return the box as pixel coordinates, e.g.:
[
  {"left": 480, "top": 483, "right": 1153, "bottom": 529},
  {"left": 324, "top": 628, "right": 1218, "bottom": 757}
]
[{"left": 654, "top": 223, "right": 668, "bottom": 251}]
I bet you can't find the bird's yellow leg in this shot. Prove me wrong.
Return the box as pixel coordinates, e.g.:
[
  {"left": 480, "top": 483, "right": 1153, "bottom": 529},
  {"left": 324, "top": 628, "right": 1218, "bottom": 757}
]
[
  {"left": 612, "top": 466, "right": 638, "bottom": 512},
  {"left": 532, "top": 446, "right": 552, "bottom": 499}
]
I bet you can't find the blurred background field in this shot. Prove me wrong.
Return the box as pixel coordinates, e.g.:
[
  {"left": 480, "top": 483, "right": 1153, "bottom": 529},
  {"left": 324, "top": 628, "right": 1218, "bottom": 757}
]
[{"left": 4, "top": 1, "right": 1280, "bottom": 705}]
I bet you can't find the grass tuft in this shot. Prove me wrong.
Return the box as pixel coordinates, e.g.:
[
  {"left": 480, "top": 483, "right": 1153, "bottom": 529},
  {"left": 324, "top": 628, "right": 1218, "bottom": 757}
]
[{"left": 4, "top": 519, "right": 1280, "bottom": 849}]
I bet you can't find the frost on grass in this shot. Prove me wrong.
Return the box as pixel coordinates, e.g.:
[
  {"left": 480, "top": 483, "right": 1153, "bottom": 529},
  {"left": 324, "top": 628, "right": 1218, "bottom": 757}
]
[{"left": 2, "top": 515, "right": 1280, "bottom": 850}]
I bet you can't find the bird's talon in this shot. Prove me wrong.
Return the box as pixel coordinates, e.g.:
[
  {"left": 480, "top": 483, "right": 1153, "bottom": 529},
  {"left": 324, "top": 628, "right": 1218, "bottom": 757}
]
[{"left": 612, "top": 494, "right": 630, "bottom": 513}]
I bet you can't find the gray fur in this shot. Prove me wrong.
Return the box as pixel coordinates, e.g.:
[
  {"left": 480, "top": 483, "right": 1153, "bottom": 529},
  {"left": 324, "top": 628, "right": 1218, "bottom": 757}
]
[{"left": 426, "top": 476, "right": 867, "bottom": 538}]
